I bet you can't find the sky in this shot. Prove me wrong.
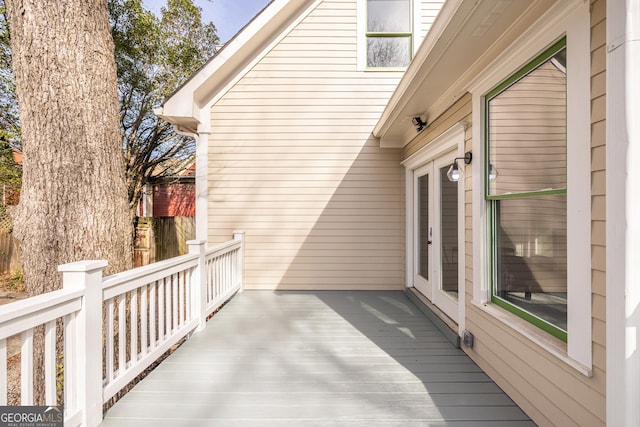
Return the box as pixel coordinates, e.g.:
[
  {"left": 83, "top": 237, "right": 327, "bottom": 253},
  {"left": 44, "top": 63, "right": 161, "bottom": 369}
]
[{"left": 142, "top": 0, "right": 272, "bottom": 44}]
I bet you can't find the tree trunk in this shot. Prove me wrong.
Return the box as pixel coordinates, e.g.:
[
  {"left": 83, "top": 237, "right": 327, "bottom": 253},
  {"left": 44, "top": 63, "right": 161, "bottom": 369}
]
[{"left": 5, "top": 0, "right": 133, "bottom": 403}]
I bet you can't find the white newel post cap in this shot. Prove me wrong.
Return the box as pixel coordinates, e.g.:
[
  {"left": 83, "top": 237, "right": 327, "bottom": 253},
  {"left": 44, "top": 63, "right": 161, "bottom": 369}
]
[{"left": 58, "top": 260, "right": 108, "bottom": 273}]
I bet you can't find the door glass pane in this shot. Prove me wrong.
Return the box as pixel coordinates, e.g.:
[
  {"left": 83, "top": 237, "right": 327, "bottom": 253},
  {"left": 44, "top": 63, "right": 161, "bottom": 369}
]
[
  {"left": 440, "top": 166, "right": 458, "bottom": 299},
  {"left": 418, "top": 175, "right": 429, "bottom": 280}
]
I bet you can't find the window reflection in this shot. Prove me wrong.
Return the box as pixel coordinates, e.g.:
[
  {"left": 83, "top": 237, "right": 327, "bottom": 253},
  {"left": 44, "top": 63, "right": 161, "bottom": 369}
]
[
  {"left": 487, "top": 48, "right": 567, "bottom": 196},
  {"left": 495, "top": 195, "right": 567, "bottom": 330}
]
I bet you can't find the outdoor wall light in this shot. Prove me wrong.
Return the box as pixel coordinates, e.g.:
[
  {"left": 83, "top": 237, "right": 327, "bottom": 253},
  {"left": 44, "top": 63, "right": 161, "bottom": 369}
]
[
  {"left": 488, "top": 163, "right": 499, "bottom": 181},
  {"left": 412, "top": 116, "right": 427, "bottom": 132},
  {"left": 447, "top": 151, "right": 472, "bottom": 182}
]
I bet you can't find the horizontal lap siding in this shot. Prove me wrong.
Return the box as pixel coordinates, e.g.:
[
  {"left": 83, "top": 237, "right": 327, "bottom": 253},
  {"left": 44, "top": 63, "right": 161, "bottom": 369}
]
[{"left": 209, "top": 0, "right": 406, "bottom": 290}]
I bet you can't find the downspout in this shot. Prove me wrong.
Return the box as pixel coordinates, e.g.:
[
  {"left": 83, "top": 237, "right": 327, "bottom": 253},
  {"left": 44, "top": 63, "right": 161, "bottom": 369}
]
[
  {"left": 606, "top": 0, "right": 640, "bottom": 426},
  {"left": 173, "top": 125, "right": 209, "bottom": 243}
]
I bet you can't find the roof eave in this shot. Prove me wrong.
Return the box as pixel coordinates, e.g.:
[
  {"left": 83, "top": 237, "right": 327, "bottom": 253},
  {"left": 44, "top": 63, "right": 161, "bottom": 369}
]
[{"left": 374, "top": 0, "right": 558, "bottom": 148}]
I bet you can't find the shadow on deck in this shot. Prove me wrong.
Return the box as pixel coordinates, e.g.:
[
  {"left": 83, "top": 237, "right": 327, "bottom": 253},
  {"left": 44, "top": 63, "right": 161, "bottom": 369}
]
[{"left": 101, "top": 290, "right": 534, "bottom": 426}]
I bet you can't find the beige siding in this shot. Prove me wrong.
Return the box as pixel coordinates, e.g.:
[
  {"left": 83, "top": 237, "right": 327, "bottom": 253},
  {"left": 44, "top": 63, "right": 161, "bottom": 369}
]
[
  {"left": 590, "top": 0, "right": 607, "bottom": 405},
  {"left": 403, "top": 94, "right": 472, "bottom": 159},
  {"left": 416, "top": 1, "right": 446, "bottom": 41},
  {"left": 208, "top": 0, "right": 416, "bottom": 290}
]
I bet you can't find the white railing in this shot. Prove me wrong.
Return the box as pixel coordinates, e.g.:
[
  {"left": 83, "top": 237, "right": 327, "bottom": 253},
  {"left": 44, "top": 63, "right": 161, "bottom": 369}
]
[{"left": 0, "top": 232, "right": 244, "bottom": 427}]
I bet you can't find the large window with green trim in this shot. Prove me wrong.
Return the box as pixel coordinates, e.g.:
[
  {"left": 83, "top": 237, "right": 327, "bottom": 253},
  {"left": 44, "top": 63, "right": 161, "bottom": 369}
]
[
  {"left": 485, "top": 38, "right": 568, "bottom": 341},
  {"left": 366, "top": 0, "right": 412, "bottom": 67}
]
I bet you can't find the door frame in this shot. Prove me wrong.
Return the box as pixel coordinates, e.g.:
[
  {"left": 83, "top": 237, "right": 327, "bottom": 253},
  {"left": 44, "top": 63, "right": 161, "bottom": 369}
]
[
  {"left": 403, "top": 123, "right": 467, "bottom": 334},
  {"left": 413, "top": 162, "right": 434, "bottom": 299}
]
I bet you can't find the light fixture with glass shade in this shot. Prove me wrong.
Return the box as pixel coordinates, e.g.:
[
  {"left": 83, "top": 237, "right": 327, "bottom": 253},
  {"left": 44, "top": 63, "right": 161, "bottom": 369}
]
[
  {"left": 488, "top": 164, "right": 499, "bottom": 181},
  {"left": 447, "top": 152, "right": 472, "bottom": 182}
]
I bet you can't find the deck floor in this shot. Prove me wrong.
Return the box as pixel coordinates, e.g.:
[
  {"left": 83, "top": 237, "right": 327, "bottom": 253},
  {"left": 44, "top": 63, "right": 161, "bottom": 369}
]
[{"left": 101, "top": 291, "right": 535, "bottom": 426}]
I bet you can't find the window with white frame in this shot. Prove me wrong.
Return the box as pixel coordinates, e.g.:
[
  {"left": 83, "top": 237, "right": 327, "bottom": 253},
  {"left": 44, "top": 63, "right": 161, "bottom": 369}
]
[
  {"left": 485, "top": 38, "right": 568, "bottom": 341},
  {"left": 365, "top": 0, "right": 412, "bottom": 68},
  {"left": 473, "top": 0, "right": 591, "bottom": 371}
]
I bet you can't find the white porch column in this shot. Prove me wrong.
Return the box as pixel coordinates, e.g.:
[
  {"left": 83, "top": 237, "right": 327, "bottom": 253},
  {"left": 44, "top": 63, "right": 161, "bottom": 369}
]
[
  {"left": 59, "top": 260, "right": 108, "bottom": 427},
  {"left": 195, "top": 129, "right": 210, "bottom": 242},
  {"left": 606, "top": 1, "right": 640, "bottom": 426}
]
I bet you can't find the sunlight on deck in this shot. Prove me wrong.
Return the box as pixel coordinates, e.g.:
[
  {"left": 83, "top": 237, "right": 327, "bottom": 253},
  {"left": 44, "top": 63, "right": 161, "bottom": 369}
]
[{"left": 101, "top": 291, "right": 534, "bottom": 427}]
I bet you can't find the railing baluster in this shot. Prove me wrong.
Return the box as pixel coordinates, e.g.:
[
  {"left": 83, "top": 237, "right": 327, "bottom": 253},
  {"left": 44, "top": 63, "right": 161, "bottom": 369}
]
[
  {"left": 208, "top": 259, "right": 214, "bottom": 304},
  {"left": 179, "top": 271, "right": 185, "bottom": 327},
  {"left": 172, "top": 273, "right": 178, "bottom": 332},
  {"left": 0, "top": 338, "right": 7, "bottom": 405},
  {"left": 150, "top": 282, "right": 157, "bottom": 347},
  {"left": 165, "top": 278, "right": 171, "bottom": 336},
  {"left": 130, "top": 289, "right": 138, "bottom": 365},
  {"left": 44, "top": 320, "right": 57, "bottom": 405},
  {"left": 216, "top": 257, "right": 220, "bottom": 299},
  {"left": 158, "top": 279, "right": 165, "bottom": 342},
  {"left": 64, "top": 312, "right": 77, "bottom": 416},
  {"left": 106, "top": 298, "right": 114, "bottom": 381},
  {"left": 20, "top": 329, "right": 33, "bottom": 405},
  {"left": 141, "top": 285, "right": 148, "bottom": 357},
  {"left": 118, "top": 295, "right": 126, "bottom": 376},
  {"left": 185, "top": 268, "right": 191, "bottom": 323}
]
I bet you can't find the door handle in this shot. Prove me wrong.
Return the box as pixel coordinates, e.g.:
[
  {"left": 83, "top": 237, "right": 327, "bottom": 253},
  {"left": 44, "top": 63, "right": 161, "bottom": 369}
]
[{"left": 426, "top": 240, "right": 432, "bottom": 245}]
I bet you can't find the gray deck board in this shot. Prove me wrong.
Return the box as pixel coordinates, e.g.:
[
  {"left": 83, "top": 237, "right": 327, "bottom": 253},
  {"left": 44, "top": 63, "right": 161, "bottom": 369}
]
[{"left": 101, "top": 291, "right": 534, "bottom": 426}]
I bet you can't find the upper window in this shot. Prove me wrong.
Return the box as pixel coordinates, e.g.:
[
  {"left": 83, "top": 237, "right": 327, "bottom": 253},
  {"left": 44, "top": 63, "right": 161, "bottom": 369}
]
[
  {"left": 485, "top": 38, "right": 568, "bottom": 341},
  {"left": 366, "top": 0, "right": 412, "bottom": 67}
]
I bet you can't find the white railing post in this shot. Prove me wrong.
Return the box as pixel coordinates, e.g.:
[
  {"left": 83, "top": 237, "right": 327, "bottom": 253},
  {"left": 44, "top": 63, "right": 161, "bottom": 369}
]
[
  {"left": 233, "top": 231, "right": 245, "bottom": 292},
  {"left": 187, "top": 240, "right": 207, "bottom": 331},
  {"left": 59, "top": 260, "right": 108, "bottom": 427}
]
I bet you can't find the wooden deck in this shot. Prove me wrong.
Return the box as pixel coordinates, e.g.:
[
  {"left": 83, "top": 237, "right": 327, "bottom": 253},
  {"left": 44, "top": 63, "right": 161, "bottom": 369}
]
[{"left": 101, "top": 291, "right": 534, "bottom": 426}]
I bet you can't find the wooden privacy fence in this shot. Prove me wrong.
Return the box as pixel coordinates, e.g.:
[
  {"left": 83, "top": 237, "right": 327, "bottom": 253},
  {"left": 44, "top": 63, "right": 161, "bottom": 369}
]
[
  {"left": 134, "top": 217, "right": 195, "bottom": 266},
  {"left": 0, "top": 232, "right": 20, "bottom": 274},
  {"left": 0, "top": 232, "right": 244, "bottom": 426}
]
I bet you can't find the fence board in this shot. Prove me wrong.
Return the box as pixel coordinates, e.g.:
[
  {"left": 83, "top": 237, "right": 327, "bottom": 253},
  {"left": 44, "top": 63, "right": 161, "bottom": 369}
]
[
  {"left": 0, "top": 233, "right": 21, "bottom": 274},
  {"left": 134, "top": 217, "right": 195, "bottom": 266}
]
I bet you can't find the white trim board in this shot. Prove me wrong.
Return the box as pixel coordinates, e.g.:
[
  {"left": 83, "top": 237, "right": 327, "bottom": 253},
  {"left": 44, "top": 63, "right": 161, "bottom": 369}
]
[{"left": 470, "top": 0, "right": 592, "bottom": 372}]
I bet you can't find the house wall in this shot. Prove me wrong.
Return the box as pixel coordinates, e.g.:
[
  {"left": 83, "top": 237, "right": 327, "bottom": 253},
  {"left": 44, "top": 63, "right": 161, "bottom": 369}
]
[
  {"left": 152, "top": 183, "right": 195, "bottom": 217},
  {"left": 401, "top": 1, "right": 607, "bottom": 425},
  {"left": 206, "top": 0, "right": 443, "bottom": 290}
]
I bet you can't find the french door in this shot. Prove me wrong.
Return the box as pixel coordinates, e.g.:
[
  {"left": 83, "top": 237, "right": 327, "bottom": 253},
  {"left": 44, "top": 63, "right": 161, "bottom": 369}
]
[{"left": 413, "top": 151, "right": 460, "bottom": 322}]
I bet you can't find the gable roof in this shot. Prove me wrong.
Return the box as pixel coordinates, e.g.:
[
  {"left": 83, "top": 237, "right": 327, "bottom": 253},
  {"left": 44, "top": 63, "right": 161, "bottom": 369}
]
[{"left": 155, "top": 0, "right": 319, "bottom": 134}]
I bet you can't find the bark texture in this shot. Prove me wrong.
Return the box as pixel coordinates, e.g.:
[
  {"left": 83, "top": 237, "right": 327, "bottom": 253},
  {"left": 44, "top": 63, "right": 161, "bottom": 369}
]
[{"left": 6, "top": 0, "right": 133, "bottom": 298}]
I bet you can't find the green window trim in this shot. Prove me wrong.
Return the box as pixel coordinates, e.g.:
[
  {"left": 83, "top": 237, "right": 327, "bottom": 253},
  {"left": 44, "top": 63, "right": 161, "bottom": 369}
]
[
  {"left": 484, "top": 37, "right": 567, "bottom": 198},
  {"left": 488, "top": 205, "right": 568, "bottom": 342},
  {"left": 485, "top": 37, "right": 568, "bottom": 342},
  {"left": 484, "top": 38, "right": 567, "bottom": 106}
]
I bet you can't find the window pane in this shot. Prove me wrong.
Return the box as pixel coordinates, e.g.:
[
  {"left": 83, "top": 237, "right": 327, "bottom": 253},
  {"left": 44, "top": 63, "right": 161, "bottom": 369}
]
[
  {"left": 494, "top": 194, "right": 567, "bottom": 331},
  {"left": 368, "top": 0, "right": 411, "bottom": 33},
  {"left": 440, "top": 166, "right": 458, "bottom": 298},
  {"left": 367, "top": 37, "right": 410, "bottom": 67},
  {"left": 418, "top": 175, "right": 429, "bottom": 280},
  {"left": 487, "top": 48, "right": 567, "bottom": 196}
]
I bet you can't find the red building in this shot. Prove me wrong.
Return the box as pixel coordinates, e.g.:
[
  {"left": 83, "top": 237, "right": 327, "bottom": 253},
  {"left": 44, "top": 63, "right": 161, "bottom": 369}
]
[{"left": 138, "top": 162, "right": 195, "bottom": 217}]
